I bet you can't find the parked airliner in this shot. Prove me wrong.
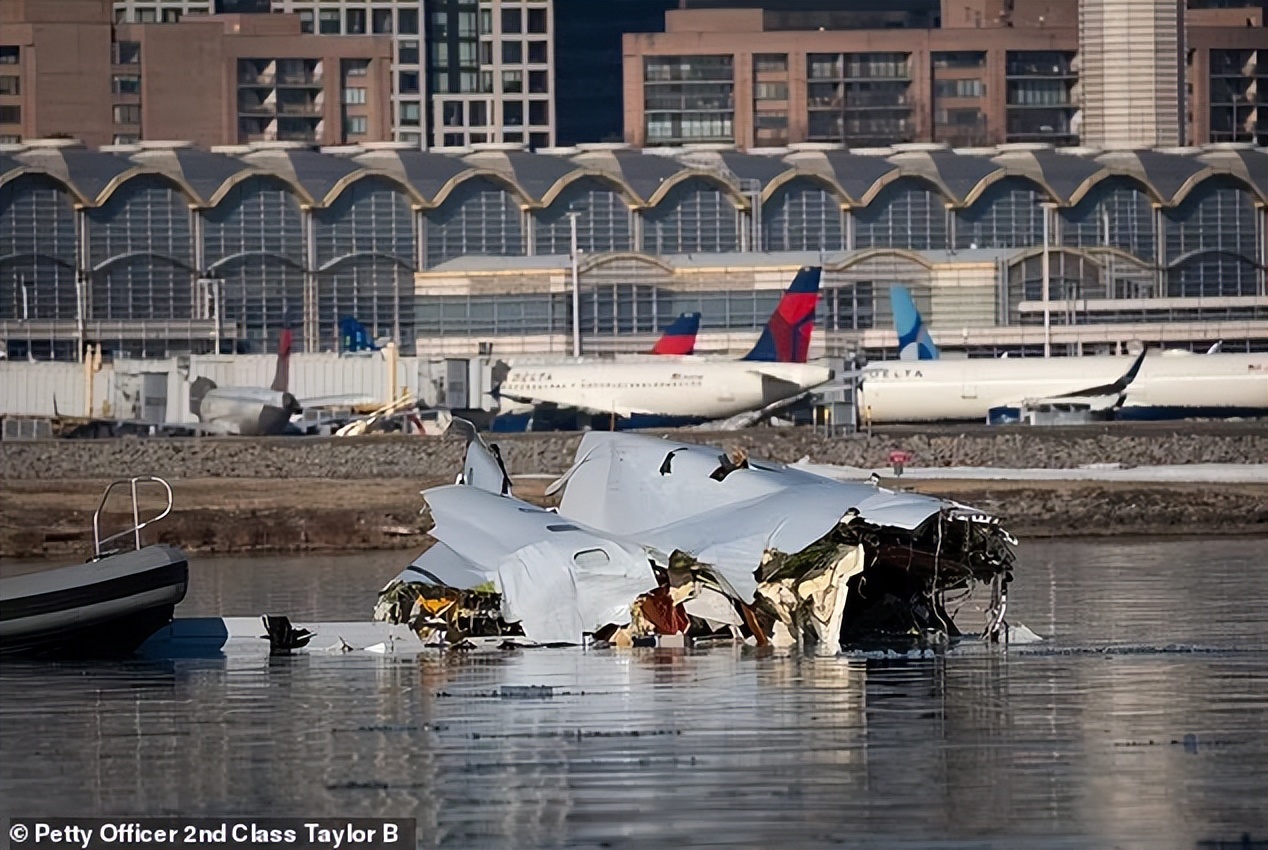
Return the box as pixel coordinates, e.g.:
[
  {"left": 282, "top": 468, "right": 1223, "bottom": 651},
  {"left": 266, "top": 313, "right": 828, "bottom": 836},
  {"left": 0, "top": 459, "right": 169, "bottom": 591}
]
[
  {"left": 187, "top": 330, "right": 302, "bottom": 435},
  {"left": 859, "top": 290, "right": 1268, "bottom": 423},
  {"left": 495, "top": 267, "right": 831, "bottom": 429}
]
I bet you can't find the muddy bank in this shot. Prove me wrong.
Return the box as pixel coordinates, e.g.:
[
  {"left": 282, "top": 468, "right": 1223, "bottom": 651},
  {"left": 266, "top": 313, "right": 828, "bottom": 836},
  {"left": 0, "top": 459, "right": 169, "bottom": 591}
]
[
  {"left": 3, "top": 423, "right": 1266, "bottom": 482},
  {"left": 2, "top": 477, "right": 1263, "bottom": 561}
]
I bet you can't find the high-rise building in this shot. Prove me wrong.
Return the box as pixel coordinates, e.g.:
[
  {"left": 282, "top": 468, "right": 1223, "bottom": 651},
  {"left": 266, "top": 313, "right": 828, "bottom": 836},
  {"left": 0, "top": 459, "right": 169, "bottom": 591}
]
[
  {"left": 1078, "top": 0, "right": 1185, "bottom": 147},
  {"left": 426, "top": 0, "right": 555, "bottom": 149}
]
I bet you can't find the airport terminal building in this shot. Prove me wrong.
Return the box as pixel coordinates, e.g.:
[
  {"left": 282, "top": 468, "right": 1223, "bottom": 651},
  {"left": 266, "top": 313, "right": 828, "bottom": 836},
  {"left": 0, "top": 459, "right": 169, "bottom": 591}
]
[{"left": 1, "top": 138, "right": 1266, "bottom": 361}]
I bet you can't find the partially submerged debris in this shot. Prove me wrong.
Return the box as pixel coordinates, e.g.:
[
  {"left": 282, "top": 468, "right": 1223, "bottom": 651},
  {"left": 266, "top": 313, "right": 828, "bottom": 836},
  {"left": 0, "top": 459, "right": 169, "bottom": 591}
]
[{"left": 375, "top": 426, "right": 1016, "bottom": 652}]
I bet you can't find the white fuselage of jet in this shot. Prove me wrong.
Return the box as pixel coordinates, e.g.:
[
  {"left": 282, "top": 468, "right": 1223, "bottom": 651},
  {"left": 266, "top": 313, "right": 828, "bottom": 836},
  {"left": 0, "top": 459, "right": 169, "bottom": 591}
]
[
  {"left": 197, "top": 386, "right": 299, "bottom": 435},
  {"left": 858, "top": 351, "right": 1268, "bottom": 423},
  {"left": 499, "top": 359, "right": 833, "bottom": 420}
]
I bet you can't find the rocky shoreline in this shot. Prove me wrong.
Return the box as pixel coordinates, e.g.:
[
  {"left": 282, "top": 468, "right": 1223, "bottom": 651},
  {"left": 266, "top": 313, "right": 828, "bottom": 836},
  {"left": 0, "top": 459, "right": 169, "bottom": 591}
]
[
  {"left": 3, "top": 422, "right": 1265, "bottom": 481},
  {"left": 2, "top": 425, "right": 1264, "bottom": 561}
]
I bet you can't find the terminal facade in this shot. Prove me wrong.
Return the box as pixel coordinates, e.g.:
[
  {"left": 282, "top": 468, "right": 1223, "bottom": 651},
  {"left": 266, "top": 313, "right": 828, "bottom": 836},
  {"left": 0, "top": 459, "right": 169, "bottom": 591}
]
[{"left": 0, "top": 139, "right": 1266, "bottom": 361}]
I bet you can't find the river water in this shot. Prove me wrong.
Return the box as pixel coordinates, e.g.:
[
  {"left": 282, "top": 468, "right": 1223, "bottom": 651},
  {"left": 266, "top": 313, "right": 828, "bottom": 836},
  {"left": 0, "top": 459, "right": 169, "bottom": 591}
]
[{"left": 2, "top": 538, "right": 1266, "bottom": 849}]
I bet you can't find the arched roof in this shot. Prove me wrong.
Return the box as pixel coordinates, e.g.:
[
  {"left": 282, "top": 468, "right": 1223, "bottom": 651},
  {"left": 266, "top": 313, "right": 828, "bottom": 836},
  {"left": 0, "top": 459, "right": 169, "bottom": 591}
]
[
  {"left": 128, "top": 148, "right": 256, "bottom": 205},
  {"left": 1, "top": 142, "right": 1265, "bottom": 216}
]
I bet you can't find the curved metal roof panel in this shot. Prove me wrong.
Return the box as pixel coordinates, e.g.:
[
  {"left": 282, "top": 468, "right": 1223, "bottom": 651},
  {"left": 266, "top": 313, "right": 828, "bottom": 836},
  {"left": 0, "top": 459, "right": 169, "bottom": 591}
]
[
  {"left": 924, "top": 150, "right": 1002, "bottom": 203},
  {"left": 358, "top": 150, "right": 474, "bottom": 202},
  {"left": 820, "top": 151, "right": 899, "bottom": 201},
  {"left": 0, "top": 154, "right": 22, "bottom": 181},
  {"left": 496, "top": 151, "right": 578, "bottom": 202},
  {"left": 717, "top": 151, "right": 793, "bottom": 189},
  {"left": 1128, "top": 150, "right": 1207, "bottom": 201},
  {"left": 14, "top": 148, "right": 134, "bottom": 202},
  {"left": 609, "top": 150, "right": 688, "bottom": 201},
  {"left": 1024, "top": 150, "right": 1104, "bottom": 202},
  {"left": 128, "top": 148, "right": 253, "bottom": 204}
]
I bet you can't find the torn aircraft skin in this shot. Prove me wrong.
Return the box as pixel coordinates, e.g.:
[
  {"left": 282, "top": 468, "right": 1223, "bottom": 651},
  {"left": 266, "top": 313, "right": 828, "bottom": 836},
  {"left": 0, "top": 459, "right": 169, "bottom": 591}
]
[{"left": 375, "top": 425, "right": 1017, "bottom": 654}]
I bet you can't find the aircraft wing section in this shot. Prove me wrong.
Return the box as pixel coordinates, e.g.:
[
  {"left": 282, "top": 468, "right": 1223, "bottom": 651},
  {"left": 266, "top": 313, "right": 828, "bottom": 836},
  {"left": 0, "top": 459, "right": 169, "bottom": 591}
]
[
  {"left": 299, "top": 393, "right": 382, "bottom": 408},
  {"left": 1047, "top": 347, "right": 1148, "bottom": 399}
]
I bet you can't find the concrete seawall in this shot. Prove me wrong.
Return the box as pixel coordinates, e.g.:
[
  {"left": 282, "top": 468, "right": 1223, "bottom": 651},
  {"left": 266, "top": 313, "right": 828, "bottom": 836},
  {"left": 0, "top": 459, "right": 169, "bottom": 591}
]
[{"left": 4, "top": 423, "right": 1266, "bottom": 481}]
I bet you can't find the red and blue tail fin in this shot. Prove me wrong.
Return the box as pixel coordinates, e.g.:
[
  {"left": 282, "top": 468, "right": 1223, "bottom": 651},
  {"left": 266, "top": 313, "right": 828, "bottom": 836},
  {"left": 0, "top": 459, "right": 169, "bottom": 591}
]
[
  {"left": 741, "top": 266, "right": 821, "bottom": 363},
  {"left": 650, "top": 312, "right": 701, "bottom": 355}
]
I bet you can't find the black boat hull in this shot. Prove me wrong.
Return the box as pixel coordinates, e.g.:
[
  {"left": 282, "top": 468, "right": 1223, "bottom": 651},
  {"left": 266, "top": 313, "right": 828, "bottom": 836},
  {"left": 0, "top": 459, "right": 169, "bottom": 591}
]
[{"left": 0, "top": 545, "right": 189, "bottom": 659}]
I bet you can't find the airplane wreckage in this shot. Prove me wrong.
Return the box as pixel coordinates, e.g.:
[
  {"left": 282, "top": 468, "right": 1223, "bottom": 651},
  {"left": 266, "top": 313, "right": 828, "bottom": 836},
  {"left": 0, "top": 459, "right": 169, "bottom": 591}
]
[{"left": 374, "top": 424, "right": 1017, "bottom": 654}]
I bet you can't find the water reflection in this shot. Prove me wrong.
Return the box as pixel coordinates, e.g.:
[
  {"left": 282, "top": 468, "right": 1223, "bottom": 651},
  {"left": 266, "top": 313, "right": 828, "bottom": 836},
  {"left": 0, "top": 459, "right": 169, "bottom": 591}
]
[{"left": 1, "top": 538, "right": 1265, "bottom": 849}]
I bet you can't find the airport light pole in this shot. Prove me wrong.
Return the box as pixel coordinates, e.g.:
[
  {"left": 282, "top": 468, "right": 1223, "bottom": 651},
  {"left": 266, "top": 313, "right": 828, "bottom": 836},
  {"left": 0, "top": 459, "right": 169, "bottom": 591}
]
[
  {"left": 567, "top": 211, "right": 581, "bottom": 357},
  {"left": 1041, "top": 202, "right": 1057, "bottom": 358}
]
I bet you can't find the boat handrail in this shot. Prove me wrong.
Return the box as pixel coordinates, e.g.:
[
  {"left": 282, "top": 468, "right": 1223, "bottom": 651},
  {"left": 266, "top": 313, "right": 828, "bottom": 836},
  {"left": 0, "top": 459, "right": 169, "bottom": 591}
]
[{"left": 93, "top": 476, "right": 175, "bottom": 558}]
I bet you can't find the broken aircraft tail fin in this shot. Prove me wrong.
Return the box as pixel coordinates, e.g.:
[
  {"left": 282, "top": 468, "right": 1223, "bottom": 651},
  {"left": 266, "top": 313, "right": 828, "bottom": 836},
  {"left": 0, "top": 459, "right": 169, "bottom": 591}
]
[
  {"left": 271, "top": 328, "right": 293, "bottom": 393},
  {"left": 741, "top": 266, "right": 821, "bottom": 363}
]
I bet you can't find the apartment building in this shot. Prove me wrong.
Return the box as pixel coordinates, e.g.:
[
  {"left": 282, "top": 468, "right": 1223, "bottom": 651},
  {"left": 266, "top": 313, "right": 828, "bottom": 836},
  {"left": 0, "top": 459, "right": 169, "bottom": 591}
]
[
  {"left": 623, "top": 0, "right": 1267, "bottom": 149},
  {"left": 1, "top": 0, "right": 392, "bottom": 147}
]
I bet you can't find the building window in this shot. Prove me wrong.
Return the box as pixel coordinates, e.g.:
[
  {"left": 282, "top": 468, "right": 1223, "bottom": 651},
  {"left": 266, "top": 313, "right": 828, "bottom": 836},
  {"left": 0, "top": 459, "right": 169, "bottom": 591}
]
[
  {"left": 480, "top": 41, "right": 493, "bottom": 65},
  {"left": 504, "top": 131, "right": 522, "bottom": 143},
  {"left": 398, "top": 9, "right": 419, "bottom": 34},
  {"left": 502, "top": 8, "right": 522, "bottom": 33},
  {"left": 0, "top": 47, "right": 18, "bottom": 65},
  {"left": 503, "top": 101, "right": 523, "bottom": 126},
  {"left": 754, "top": 54, "right": 788, "bottom": 73},
  {"left": 503, "top": 41, "right": 523, "bottom": 64},
  {"left": 529, "top": 100, "right": 548, "bottom": 125},
  {"left": 400, "top": 102, "right": 421, "bottom": 125},
  {"left": 935, "top": 79, "right": 984, "bottom": 98},
  {"left": 0, "top": 105, "right": 19, "bottom": 124},
  {"left": 459, "top": 71, "right": 478, "bottom": 92},
  {"left": 432, "top": 72, "right": 451, "bottom": 94},
  {"left": 432, "top": 42, "right": 450, "bottom": 66},
  {"left": 372, "top": 9, "right": 393, "bottom": 34},
  {"left": 346, "top": 8, "right": 366, "bottom": 34},
  {"left": 443, "top": 133, "right": 465, "bottom": 146},
  {"left": 470, "top": 132, "right": 487, "bottom": 143},
  {"left": 399, "top": 40, "right": 419, "bottom": 65},
  {"left": 431, "top": 11, "right": 448, "bottom": 39},
  {"left": 343, "top": 86, "right": 366, "bottom": 104},
  {"left": 112, "top": 134, "right": 139, "bottom": 144},
  {"left": 0, "top": 76, "right": 18, "bottom": 96},
  {"left": 470, "top": 101, "right": 488, "bottom": 125},
  {"left": 161, "top": 9, "right": 181, "bottom": 23},
  {"left": 298, "top": 10, "right": 313, "bottom": 33},
  {"left": 345, "top": 59, "right": 369, "bottom": 77},
  {"left": 754, "top": 82, "right": 787, "bottom": 100},
  {"left": 480, "top": 70, "right": 493, "bottom": 92},
  {"left": 113, "top": 104, "right": 141, "bottom": 124},
  {"left": 503, "top": 70, "right": 522, "bottom": 93},
  {"left": 480, "top": 9, "right": 493, "bottom": 34},
  {"left": 527, "top": 7, "right": 547, "bottom": 33},
  {"left": 443, "top": 102, "right": 464, "bottom": 126},
  {"left": 115, "top": 42, "right": 141, "bottom": 64},
  {"left": 529, "top": 70, "right": 548, "bottom": 93},
  {"left": 345, "top": 116, "right": 368, "bottom": 135},
  {"left": 137, "top": 7, "right": 157, "bottom": 22},
  {"left": 399, "top": 71, "right": 419, "bottom": 94},
  {"left": 458, "top": 42, "right": 477, "bottom": 65},
  {"left": 111, "top": 75, "right": 140, "bottom": 95},
  {"left": 530, "top": 132, "right": 549, "bottom": 149},
  {"left": 319, "top": 10, "right": 339, "bottom": 34},
  {"left": 527, "top": 41, "right": 547, "bottom": 64},
  {"left": 458, "top": 11, "right": 477, "bottom": 37}
]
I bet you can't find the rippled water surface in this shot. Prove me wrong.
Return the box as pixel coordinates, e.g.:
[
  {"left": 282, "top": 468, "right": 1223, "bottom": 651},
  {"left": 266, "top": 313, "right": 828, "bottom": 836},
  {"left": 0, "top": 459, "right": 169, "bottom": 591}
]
[{"left": 2, "top": 538, "right": 1266, "bottom": 849}]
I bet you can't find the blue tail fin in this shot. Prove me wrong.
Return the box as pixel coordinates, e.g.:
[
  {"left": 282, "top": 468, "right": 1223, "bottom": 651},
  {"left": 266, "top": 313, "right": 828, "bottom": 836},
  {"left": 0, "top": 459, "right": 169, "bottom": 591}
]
[
  {"left": 891, "top": 286, "right": 939, "bottom": 361},
  {"left": 340, "top": 316, "right": 379, "bottom": 353},
  {"left": 741, "top": 266, "right": 821, "bottom": 363}
]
